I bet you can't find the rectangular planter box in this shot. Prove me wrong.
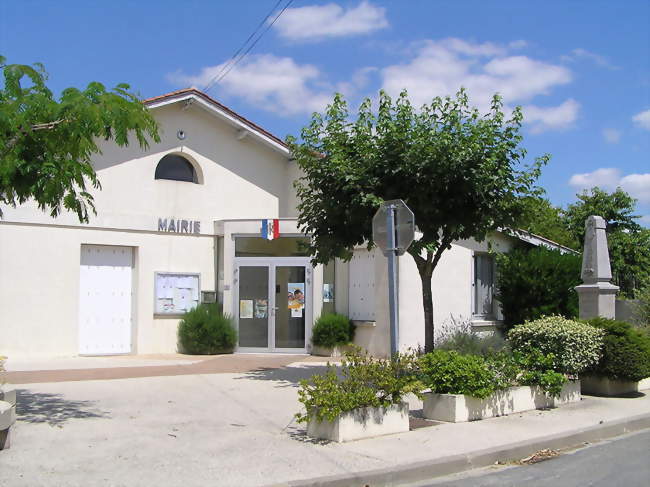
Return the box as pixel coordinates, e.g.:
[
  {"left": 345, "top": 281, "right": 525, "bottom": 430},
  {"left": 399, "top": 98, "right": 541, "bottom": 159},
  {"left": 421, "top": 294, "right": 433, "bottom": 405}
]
[
  {"left": 307, "top": 402, "right": 409, "bottom": 442},
  {"left": 581, "top": 375, "right": 650, "bottom": 396},
  {"left": 311, "top": 344, "right": 353, "bottom": 358},
  {"left": 640, "top": 378, "right": 650, "bottom": 391},
  {"left": 423, "top": 381, "right": 581, "bottom": 423}
]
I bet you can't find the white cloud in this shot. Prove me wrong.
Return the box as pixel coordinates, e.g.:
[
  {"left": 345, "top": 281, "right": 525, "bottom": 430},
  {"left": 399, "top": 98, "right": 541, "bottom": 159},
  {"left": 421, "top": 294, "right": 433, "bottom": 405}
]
[
  {"left": 561, "top": 48, "right": 619, "bottom": 70},
  {"left": 273, "top": 1, "right": 388, "bottom": 41},
  {"left": 602, "top": 128, "right": 622, "bottom": 144},
  {"left": 167, "top": 54, "right": 332, "bottom": 116},
  {"left": 569, "top": 168, "right": 650, "bottom": 203},
  {"left": 380, "top": 38, "right": 576, "bottom": 132},
  {"left": 620, "top": 173, "right": 650, "bottom": 203},
  {"left": 523, "top": 99, "right": 580, "bottom": 133},
  {"left": 632, "top": 109, "right": 650, "bottom": 131},
  {"left": 569, "top": 168, "right": 621, "bottom": 192}
]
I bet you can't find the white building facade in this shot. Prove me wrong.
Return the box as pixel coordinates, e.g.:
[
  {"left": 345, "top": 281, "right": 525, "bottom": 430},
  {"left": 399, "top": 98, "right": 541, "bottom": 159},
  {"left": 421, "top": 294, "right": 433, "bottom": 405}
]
[{"left": 0, "top": 89, "right": 563, "bottom": 358}]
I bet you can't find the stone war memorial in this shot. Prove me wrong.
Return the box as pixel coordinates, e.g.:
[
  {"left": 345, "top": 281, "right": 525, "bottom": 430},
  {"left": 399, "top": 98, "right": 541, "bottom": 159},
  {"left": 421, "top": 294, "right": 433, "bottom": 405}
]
[{"left": 575, "top": 215, "right": 619, "bottom": 320}]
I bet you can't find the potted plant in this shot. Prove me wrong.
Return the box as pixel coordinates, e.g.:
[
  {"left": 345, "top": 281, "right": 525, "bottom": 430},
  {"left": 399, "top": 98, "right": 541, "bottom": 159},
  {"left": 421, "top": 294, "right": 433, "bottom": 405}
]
[
  {"left": 310, "top": 313, "right": 355, "bottom": 357},
  {"left": 296, "top": 347, "right": 422, "bottom": 442},
  {"left": 581, "top": 318, "right": 650, "bottom": 395}
]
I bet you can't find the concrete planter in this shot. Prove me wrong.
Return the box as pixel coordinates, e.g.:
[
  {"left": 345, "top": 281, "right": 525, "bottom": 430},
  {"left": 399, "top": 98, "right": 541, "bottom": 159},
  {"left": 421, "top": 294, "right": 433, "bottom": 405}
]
[
  {"left": 423, "top": 380, "right": 581, "bottom": 423},
  {"left": 311, "top": 344, "right": 353, "bottom": 358},
  {"left": 581, "top": 375, "right": 650, "bottom": 396},
  {"left": 0, "top": 385, "right": 16, "bottom": 450},
  {"left": 307, "top": 402, "right": 409, "bottom": 442}
]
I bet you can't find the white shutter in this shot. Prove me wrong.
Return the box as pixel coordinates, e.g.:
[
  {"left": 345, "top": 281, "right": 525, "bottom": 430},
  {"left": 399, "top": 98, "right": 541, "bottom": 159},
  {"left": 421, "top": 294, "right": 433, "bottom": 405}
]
[{"left": 79, "top": 245, "right": 133, "bottom": 354}]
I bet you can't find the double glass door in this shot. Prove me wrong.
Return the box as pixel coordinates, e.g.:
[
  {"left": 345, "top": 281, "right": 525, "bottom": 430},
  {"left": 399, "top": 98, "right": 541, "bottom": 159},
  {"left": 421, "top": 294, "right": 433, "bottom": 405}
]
[{"left": 235, "top": 258, "right": 310, "bottom": 352}]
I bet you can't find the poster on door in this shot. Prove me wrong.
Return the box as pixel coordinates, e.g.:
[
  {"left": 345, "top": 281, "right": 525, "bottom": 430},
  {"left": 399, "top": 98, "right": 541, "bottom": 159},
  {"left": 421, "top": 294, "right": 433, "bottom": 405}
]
[
  {"left": 288, "top": 283, "right": 305, "bottom": 317},
  {"left": 254, "top": 299, "right": 268, "bottom": 319}
]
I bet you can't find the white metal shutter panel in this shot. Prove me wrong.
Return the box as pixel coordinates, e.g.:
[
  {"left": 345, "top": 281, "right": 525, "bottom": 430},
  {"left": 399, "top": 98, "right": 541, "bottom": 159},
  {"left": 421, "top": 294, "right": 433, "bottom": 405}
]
[
  {"left": 348, "top": 250, "right": 376, "bottom": 320},
  {"left": 79, "top": 245, "right": 133, "bottom": 354}
]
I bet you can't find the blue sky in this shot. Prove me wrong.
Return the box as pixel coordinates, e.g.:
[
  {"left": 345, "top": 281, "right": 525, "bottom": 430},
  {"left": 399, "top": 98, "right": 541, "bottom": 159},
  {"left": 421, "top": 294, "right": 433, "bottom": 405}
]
[{"left": 2, "top": 0, "right": 649, "bottom": 224}]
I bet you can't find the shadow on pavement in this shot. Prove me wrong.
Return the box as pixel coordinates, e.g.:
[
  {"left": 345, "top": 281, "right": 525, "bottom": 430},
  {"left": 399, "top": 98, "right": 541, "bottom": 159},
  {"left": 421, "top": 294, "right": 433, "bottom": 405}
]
[
  {"left": 16, "top": 389, "right": 110, "bottom": 426},
  {"left": 236, "top": 364, "right": 331, "bottom": 387}
]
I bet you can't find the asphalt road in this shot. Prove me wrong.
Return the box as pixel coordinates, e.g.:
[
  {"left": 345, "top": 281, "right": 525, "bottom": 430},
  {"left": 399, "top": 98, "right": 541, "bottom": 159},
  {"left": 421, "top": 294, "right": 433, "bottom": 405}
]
[{"left": 415, "top": 429, "right": 650, "bottom": 487}]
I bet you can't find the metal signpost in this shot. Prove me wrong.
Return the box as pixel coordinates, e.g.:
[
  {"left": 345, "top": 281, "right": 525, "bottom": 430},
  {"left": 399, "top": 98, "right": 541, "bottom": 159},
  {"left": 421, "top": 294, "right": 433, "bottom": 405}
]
[{"left": 372, "top": 200, "right": 415, "bottom": 357}]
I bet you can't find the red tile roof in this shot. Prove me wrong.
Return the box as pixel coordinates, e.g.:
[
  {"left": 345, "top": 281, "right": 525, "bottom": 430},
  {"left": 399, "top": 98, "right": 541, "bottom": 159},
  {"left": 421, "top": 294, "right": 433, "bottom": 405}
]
[{"left": 143, "top": 88, "right": 288, "bottom": 149}]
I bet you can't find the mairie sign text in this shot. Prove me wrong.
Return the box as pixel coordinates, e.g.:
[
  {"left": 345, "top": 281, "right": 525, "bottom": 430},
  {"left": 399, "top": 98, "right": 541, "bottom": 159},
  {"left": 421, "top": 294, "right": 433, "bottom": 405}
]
[{"left": 158, "top": 218, "right": 201, "bottom": 234}]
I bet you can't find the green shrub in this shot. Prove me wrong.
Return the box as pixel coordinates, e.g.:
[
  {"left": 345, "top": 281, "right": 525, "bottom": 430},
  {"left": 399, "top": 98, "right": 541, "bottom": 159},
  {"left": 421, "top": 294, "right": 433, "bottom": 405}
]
[
  {"left": 295, "top": 347, "right": 422, "bottom": 423},
  {"left": 418, "top": 350, "right": 496, "bottom": 399},
  {"left": 508, "top": 315, "right": 604, "bottom": 375},
  {"left": 435, "top": 319, "right": 507, "bottom": 356},
  {"left": 177, "top": 303, "right": 237, "bottom": 354},
  {"left": 496, "top": 247, "right": 582, "bottom": 331},
  {"left": 513, "top": 349, "right": 568, "bottom": 398},
  {"left": 584, "top": 318, "right": 650, "bottom": 382},
  {"left": 311, "top": 313, "right": 354, "bottom": 348}
]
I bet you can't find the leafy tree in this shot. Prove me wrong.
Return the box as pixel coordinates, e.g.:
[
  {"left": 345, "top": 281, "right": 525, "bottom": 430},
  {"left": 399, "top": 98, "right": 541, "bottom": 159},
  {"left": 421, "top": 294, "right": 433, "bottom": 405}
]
[
  {"left": 564, "top": 187, "right": 640, "bottom": 245},
  {"left": 288, "top": 89, "right": 547, "bottom": 352},
  {"left": 0, "top": 56, "right": 159, "bottom": 222},
  {"left": 518, "top": 196, "right": 578, "bottom": 249},
  {"left": 564, "top": 187, "right": 648, "bottom": 296}
]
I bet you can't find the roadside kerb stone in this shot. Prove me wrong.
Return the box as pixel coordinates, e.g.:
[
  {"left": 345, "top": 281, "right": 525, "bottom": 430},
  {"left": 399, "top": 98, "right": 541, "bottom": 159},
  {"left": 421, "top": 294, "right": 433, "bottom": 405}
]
[{"left": 274, "top": 413, "right": 650, "bottom": 487}]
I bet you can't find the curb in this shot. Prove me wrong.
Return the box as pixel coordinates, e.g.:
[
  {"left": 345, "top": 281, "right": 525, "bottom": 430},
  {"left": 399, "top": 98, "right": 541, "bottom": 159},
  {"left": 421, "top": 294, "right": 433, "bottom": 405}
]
[{"left": 274, "top": 413, "right": 650, "bottom": 487}]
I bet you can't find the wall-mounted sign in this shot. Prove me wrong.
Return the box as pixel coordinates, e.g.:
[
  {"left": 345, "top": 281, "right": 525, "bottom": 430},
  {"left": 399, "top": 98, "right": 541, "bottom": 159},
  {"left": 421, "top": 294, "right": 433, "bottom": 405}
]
[{"left": 158, "top": 218, "right": 201, "bottom": 234}]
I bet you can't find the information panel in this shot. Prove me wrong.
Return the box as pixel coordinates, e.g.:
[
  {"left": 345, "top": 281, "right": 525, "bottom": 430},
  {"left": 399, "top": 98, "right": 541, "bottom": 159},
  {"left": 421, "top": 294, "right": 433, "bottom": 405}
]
[{"left": 155, "top": 273, "right": 200, "bottom": 314}]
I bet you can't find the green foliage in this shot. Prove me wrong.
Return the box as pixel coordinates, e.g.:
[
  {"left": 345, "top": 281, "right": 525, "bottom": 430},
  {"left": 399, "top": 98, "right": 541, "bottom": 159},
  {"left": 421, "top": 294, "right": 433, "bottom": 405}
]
[
  {"left": 607, "top": 229, "right": 650, "bottom": 297},
  {"left": 514, "top": 349, "right": 567, "bottom": 398},
  {"left": 435, "top": 319, "right": 507, "bottom": 356},
  {"left": 418, "top": 350, "right": 496, "bottom": 398},
  {"left": 288, "top": 88, "right": 547, "bottom": 351},
  {"left": 564, "top": 187, "right": 640, "bottom": 244},
  {"left": 295, "top": 347, "right": 423, "bottom": 423},
  {"left": 563, "top": 187, "right": 649, "bottom": 296},
  {"left": 0, "top": 56, "right": 160, "bottom": 222},
  {"left": 517, "top": 196, "right": 578, "bottom": 249},
  {"left": 418, "top": 349, "right": 567, "bottom": 398},
  {"left": 311, "top": 313, "right": 355, "bottom": 348},
  {"left": 508, "top": 315, "right": 604, "bottom": 375},
  {"left": 177, "top": 303, "right": 237, "bottom": 355},
  {"left": 495, "top": 247, "right": 582, "bottom": 330},
  {"left": 585, "top": 318, "right": 650, "bottom": 382}
]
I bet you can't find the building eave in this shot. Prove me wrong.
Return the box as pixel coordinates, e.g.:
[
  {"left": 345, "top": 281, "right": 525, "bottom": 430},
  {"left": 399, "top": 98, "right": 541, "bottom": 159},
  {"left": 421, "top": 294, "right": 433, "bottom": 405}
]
[{"left": 144, "top": 88, "right": 290, "bottom": 157}]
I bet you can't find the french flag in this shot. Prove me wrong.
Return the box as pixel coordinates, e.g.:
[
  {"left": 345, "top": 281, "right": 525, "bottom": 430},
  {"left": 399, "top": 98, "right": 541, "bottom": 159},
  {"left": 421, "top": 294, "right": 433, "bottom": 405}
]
[{"left": 261, "top": 219, "right": 280, "bottom": 240}]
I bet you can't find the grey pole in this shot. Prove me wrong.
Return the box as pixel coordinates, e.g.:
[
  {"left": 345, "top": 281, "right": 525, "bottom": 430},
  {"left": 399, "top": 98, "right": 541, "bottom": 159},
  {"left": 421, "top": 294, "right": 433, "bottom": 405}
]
[{"left": 386, "top": 204, "right": 399, "bottom": 357}]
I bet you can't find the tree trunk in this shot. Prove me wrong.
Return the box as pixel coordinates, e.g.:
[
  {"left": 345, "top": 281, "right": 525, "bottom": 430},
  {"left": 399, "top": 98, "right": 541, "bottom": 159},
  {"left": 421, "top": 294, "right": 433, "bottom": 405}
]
[{"left": 420, "top": 268, "right": 435, "bottom": 352}]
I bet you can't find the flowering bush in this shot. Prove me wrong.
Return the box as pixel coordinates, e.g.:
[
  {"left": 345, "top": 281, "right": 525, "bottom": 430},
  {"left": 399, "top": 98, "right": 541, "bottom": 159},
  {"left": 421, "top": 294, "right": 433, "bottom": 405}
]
[{"left": 508, "top": 315, "right": 604, "bottom": 376}]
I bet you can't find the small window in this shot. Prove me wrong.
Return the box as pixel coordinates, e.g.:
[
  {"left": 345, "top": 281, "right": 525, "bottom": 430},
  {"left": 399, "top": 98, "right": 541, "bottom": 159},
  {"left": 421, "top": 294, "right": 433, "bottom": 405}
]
[
  {"left": 472, "top": 254, "right": 495, "bottom": 319},
  {"left": 155, "top": 154, "right": 197, "bottom": 183}
]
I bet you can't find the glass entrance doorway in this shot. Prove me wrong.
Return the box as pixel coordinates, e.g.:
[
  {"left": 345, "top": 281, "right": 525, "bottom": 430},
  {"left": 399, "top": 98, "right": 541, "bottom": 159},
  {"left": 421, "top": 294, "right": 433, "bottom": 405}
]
[{"left": 235, "top": 258, "right": 311, "bottom": 352}]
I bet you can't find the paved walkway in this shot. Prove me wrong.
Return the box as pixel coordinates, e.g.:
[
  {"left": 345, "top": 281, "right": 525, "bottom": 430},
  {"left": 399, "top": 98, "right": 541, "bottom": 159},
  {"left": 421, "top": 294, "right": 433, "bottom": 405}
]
[
  {"left": 1, "top": 362, "right": 649, "bottom": 487},
  {"left": 1, "top": 353, "right": 335, "bottom": 384}
]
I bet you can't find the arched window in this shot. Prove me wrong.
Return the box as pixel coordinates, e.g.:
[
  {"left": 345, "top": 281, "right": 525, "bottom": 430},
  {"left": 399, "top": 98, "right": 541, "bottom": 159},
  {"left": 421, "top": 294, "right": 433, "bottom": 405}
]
[{"left": 155, "top": 154, "right": 197, "bottom": 183}]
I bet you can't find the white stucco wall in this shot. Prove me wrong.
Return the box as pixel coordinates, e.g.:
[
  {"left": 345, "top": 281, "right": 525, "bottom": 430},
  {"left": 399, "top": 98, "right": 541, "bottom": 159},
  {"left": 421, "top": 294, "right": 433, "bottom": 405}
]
[
  {"left": 0, "top": 223, "right": 214, "bottom": 357},
  {"left": 0, "top": 97, "right": 297, "bottom": 358},
  {"left": 1, "top": 102, "right": 293, "bottom": 230},
  {"left": 351, "top": 233, "right": 515, "bottom": 357}
]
